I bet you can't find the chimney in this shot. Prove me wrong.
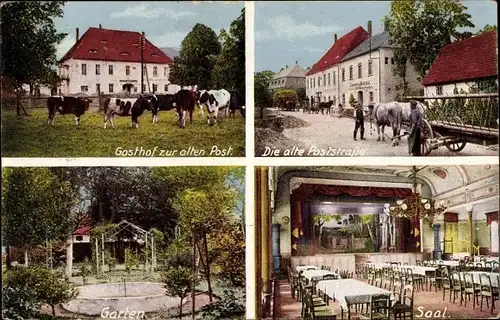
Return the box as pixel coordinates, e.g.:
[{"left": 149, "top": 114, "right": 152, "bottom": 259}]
[
  {"left": 367, "top": 20, "right": 372, "bottom": 37},
  {"left": 99, "top": 24, "right": 102, "bottom": 29},
  {"left": 334, "top": 34, "right": 338, "bottom": 43},
  {"left": 76, "top": 27, "right": 79, "bottom": 41},
  {"left": 295, "top": 60, "right": 298, "bottom": 65},
  {"left": 285, "top": 65, "right": 288, "bottom": 68}
]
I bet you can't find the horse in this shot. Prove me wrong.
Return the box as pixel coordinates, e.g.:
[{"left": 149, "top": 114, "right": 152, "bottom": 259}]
[
  {"left": 318, "top": 101, "right": 334, "bottom": 115},
  {"left": 367, "top": 102, "right": 402, "bottom": 146}
]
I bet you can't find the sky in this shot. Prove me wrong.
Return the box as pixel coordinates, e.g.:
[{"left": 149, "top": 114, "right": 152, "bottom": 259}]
[
  {"left": 55, "top": 1, "right": 244, "bottom": 59},
  {"left": 254, "top": 1, "right": 498, "bottom": 72}
]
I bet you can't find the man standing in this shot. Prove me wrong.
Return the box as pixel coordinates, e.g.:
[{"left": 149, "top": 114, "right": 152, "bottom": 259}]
[
  {"left": 408, "top": 100, "right": 423, "bottom": 156},
  {"left": 353, "top": 102, "right": 365, "bottom": 141}
]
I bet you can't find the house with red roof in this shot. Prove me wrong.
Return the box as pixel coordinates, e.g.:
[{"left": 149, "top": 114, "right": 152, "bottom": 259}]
[
  {"left": 422, "top": 30, "right": 498, "bottom": 96},
  {"left": 58, "top": 26, "right": 180, "bottom": 95},
  {"left": 306, "top": 21, "right": 422, "bottom": 107}
]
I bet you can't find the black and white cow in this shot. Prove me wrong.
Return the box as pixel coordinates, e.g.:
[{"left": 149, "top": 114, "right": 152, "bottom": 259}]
[
  {"left": 103, "top": 95, "right": 157, "bottom": 128},
  {"left": 174, "top": 89, "right": 196, "bottom": 128},
  {"left": 228, "top": 90, "right": 245, "bottom": 119},
  {"left": 197, "top": 89, "right": 231, "bottom": 125},
  {"left": 47, "top": 96, "right": 91, "bottom": 127},
  {"left": 150, "top": 94, "right": 176, "bottom": 123}
]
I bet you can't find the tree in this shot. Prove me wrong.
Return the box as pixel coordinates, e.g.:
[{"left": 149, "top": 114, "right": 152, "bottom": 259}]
[
  {"left": 295, "top": 87, "right": 307, "bottom": 103},
  {"left": 169, "top": 24, "right": 220, "bottom": 88},
  {"left": 383, "top": 0, "right": 474, "bottom": 81},
  {"left": 37, "top": 269, "right": 78, "bottom": 316},
  {"left": 476, "top": 24, "right": 497, "bottom": 35},
  {"left": 124, "top": 248, "right": 140, "bottom": 275},
  {"left": 1, "top": 2, "right": 67, "bottom": 115},
  {"left": 2, "top": 168, "right": 75, "bottom": 267},
  {"left": 211, "top": 8, "right": 245, "bottom": 95},
  {"left": 254, "top": 70, "right": 275, "bottom": 105},
  {"left": 162, "top": 266, "right": 199, "bottom": 319},
  {"left": 348, "top": 93, "right": 356, "bottom": 107}
]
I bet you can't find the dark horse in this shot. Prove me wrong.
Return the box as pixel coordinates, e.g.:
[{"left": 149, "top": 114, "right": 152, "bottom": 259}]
[{"left": 318, "top": 100, "right": 334, "bottom": 115}]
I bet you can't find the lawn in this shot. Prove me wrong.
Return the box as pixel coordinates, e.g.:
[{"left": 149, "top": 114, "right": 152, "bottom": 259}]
[{"left": 1, "top": 108, "right": 245, "bottom": 157}]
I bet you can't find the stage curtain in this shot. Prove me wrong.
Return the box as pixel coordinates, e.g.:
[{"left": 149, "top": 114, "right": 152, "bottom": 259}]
[{"left": 292, "top": 184, "right": 413, "bottom": 200}]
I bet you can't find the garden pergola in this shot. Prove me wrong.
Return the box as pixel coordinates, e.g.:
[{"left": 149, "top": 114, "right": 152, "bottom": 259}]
[{"left": 94, "top": 220, "right": 156, "bottom": 275}]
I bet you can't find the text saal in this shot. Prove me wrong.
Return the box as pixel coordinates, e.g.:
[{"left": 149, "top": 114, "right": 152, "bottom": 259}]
[{"left": 415, "top": 306, "right": 449, "bottom": 318}]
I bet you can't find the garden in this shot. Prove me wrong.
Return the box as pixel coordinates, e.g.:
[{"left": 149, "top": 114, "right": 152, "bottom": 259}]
[{"left": 2, "top": 167, "right": 246, "bottom": 320}]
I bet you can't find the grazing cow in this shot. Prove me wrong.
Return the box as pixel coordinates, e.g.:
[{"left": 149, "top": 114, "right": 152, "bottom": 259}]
[
  {"left": 103, "top": 95, "right": 156, "bottom": 128},
  {"left": 228, "top": 90, "right": 245, "bottom": 119},
  {"left": 174, "top": 89, "right": 196, "bottom": 128},
  {"left": 150, "top": 94, "right": 176, "bottom": 123},
  {"left": 198, "top": 89, "right": 231, "bottom": 125},
  {"left": 47, "top": 96, "right": 91, "bottom": 127}
]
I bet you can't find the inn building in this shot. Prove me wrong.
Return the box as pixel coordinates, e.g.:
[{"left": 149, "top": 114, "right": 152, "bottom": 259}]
[
  {"left": 268, "top": 62, "right": 307, "bottom": 92},
  {"left": 58, "top": 26, "right": 180, "bottom": 95},
  {"left": 305, "top": 21, "right": 420, "bottom": 107}
]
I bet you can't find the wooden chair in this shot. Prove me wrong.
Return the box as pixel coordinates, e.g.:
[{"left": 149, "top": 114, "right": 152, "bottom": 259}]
[
  {"left": 450, "top": 271, "right": 464, "bottom": 305},
  {"left": 463, "top": 272, "right": 481, "bottom": 309},
  {"left": 407, "top": 268, "right": 424, "bottom": 291},
  {"left": 305, "top": 289, "right": 337, "bottom": 320},
  {"left": 291, "top": 272, "right": 300, "bottom": 301},
  {"left": 442, "top": 271, "right": 452, "bottom": 302},
  {"left": 429, "top": 267, "right": 443, "bottom": 292},
  {"left": 301, "top": 280, "right": 327, "bottom": 317},
  {"left": 359, "top": 294, "right": 390, "bottom": 320},
  {"left": 392, "top": 284, "right": 414, "bottom": 320},
  {"left": 383, "top": 271, "right": 394, "bottom": 291},
  {"left": 415, "top": 260, "right": 421, "bottom": 266},
  {"left": 480, "top": 273, "right": 499, "bottom": 314}
]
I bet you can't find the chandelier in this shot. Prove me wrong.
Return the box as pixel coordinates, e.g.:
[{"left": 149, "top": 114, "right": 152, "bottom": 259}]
[{"left": 384, "top": 193, "right": 446, "bottom": 222}]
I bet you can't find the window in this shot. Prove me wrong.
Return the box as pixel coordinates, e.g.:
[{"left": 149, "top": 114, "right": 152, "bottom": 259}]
[
  {"left": 318, "top": 76, "right": 321, "bottom": 87},
  {"left": 75, "top": 235, "right": 83, "bottom": 242},
  {"left": 369, "top": 91, "right": 374, "bottom": 102},
  {"left": 333, "top": 71, "right": 336, "bottom": 86},
  {"left": 341, "top": 68, "right": 345, "bottom": 82},
  {"left": 142, "top": 85, "right": 146, "bottom": 92},
  {"left": 436, "top": 85, "right": 443, "bottom": 95},
  {"left": 134, "top": 87, "right": 138, "bottom": 93},
  {"left": 385, "top": 57, "right": 389, "bottom": 64},
  {"left": 327, "top": 73, "right": 331, "bottom": 86},
  {"left": 342, "top": 93, "right": 345, "bottom": 105},
  {"left": 81, "top": 64, "right": 87, "bottom": 75},
  {"left": 357, "top": 63, "right": 362, "bottom": 79},
  {"left": 152, "top": 84, "right": 158, "bottom": 93},
  {"left": 164, "top": 67, "right": 168, "bottom": 76},
  {"left": 349, "top": 66, "right": 353, "bottom": 80},
  {"left": 327, "top": 96, "right": 330, "bottom": 102},
  {"left": 164, "top": 84, "right": 169, "bottom": 92},
  {"left": 96, "top": 83, "right": 100, "bottom": 93},
  {"left": 126, "top": 66, "right": 130, "bottom": 76},
  {"left": 333, "top": 96, "right": 336, "bottom": 105},
  {"left": 80, "top": 85, "right": 88, "bottom": 92},
  {"left": 153, "top": 66, "right": 158, "bottom": 77},
  {"left": 108, "top": 84, "right": 114, "bottom": 93},
  {"left": 391, "top": 58, "right": 395, "bottom": 65},
  {"left": 323, "top": 74, "right": 326, "bottom": 86},
  {"left": 95, "top": 64, "right": 100, "bottom": 75},
  {"left": 368, "top": 60, "right": 373, "bottom": 76},
  {"left": 109, "top": 65, "right": 113, "bottom": 75}
]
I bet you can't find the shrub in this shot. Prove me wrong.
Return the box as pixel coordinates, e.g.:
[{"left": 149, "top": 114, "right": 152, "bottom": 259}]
[
  {"left": 200, "top": 289, "right": 245, "bottom": 319},
  {"left": 162, "top": 266, "right": 198, "bottom": 319},
  {"left": 124, "top": 248, "right": 140, "bottom": 275},
  {"left": 103, "top": 250, "right": 117, "bottom": 272}
]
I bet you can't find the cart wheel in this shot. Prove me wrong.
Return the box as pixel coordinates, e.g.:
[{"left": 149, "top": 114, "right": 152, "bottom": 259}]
[
  {"left": 421, "top": 119, "right": 434, "bottom": 156},
  {"left": 315, "top": 109, "right": 320, "bottom": 114},
  {"left": 445, "top": 137, "right": 467, "bottom": 152}
]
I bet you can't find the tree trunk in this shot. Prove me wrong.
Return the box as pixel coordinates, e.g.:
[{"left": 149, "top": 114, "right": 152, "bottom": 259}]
[
  {"left": 203, "top": 234, "right": 213, "bottom": 303},
  {"left": 179, "top": 297, "right": 183, "bottom": 319},
  {"left": 196, "top": 236, "right": 213, "bottom": 303},
  {"left": 6, "top": 246, "right": 12, "bottom": 269},
  {"left": 365, "top": 223, "right": 375, "bottom": 249},
  {"left": 52, "top": 305, "right": 56, "bottom": 316},
  {"left": 24, "top": 248, "right": 29, "bottom": 267},
  {"left": 191, "top": 234, "right": 196, "bottom": 319},
  {"left": 66, "top": 234, "right": 73, "bottom": 279}
]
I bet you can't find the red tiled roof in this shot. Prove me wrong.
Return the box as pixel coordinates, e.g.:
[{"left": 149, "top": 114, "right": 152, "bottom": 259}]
[
  {"left": 422, "top": 31, "right": 498, "bottom": 86},
  {"left": 74, "top": 214, "right": 92, "bottom": 235},
  {"left": 59, "top": 27, "right": 173, "bottom": 64},
  {"left": 74, "top": 226, "right": 91, "bottom": 236},
  {"left": 306, "top": 26, "right": 370, "bottom": 76}
]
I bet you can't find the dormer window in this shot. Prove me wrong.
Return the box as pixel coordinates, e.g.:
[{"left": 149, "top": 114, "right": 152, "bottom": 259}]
[
  {"left": 100, "top": 40, "right": 108, "bottom": 44},
  {"left": 132, "top": 43, "right": 139, "bottom": 47},
  {"left": 89, "top": 49, "right": 97, "bottom": 53},
  {"left": 120, "top": 52, "right": 130, "bottom": 56},
  {"left": 152, "top": 53, "right": 159, "bottom": 57}
]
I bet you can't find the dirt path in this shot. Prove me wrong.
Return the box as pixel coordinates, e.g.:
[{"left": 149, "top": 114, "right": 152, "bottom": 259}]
[{"left": 268, "top": 109, "right": 499, "bottom": 157}]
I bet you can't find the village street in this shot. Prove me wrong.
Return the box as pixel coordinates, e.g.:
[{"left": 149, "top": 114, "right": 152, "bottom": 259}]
[{"left": 276, "top": 109, "right": 498, "bottom": 156}]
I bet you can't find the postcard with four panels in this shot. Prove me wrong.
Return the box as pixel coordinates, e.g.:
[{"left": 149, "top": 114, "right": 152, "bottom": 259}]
[{"left": 1, "top": 1, "right": 499, "bottom": 320}]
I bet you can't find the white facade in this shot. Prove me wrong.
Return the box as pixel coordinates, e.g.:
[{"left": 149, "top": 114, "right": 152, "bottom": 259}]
[
  {"left": 58, "top": 58, "right": 181, "bottom": 95},
  {"left": 306, "top": 48, "right": 420, "bottom": 106},
  {"left": 424, "top": 78, "right": 498, "bottom": 97}
]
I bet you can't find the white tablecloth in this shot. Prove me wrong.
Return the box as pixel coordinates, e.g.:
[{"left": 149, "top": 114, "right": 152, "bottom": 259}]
[
  {"left": 301, "top": 269, "right": 340, "bottom": 282},
  {"left": 316, "top": 279, "right": 393, "bottom": 310},
  {"left": 429, "top": 260, "right": 460, "bottom": 267},
  {"left": 296, "top": 265, "right": 318, "bottom": 272},
  {"left": 367, "top": 263, "right": 436, "bottom": 275},
  {"left": 366, "top": 263, "right": 392, "bottom": 269},
  {"left": 454, "top": 272, "right": 499, "bottom": 287}
]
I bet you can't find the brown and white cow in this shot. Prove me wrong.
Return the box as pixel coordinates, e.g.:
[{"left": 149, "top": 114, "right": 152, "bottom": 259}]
[{"left": 47, "top": 96, "right": 91, "bottom": 127}]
